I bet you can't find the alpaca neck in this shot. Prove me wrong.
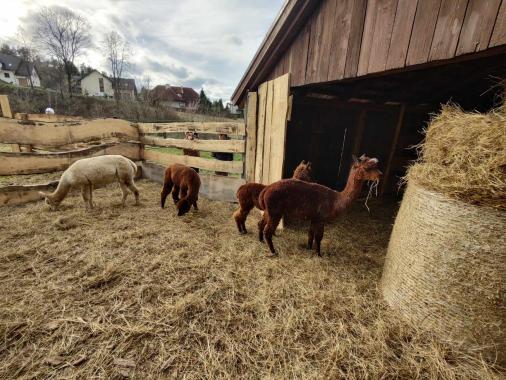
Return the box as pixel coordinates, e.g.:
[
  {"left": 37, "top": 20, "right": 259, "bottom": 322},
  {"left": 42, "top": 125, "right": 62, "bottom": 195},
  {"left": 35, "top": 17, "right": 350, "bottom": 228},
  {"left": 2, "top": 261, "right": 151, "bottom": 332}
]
[
  {"left": 333, "top": 169, "right": 364, "bottom": 213},
  {"left": 49, "top": 180, "right": 71, "bottom": 203}
]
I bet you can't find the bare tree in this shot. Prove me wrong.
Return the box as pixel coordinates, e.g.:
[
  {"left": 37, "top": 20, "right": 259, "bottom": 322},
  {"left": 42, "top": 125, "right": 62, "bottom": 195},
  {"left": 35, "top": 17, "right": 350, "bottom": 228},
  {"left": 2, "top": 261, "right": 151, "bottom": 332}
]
[
  {"left": 35, "top": 6, "right": 90, "bottom": 97},
  {"left": 16, "top": 27, "right": 39, "bottom": 88},
  {"left": 103, "top": 31, "right": 130, "bottom": 101}
]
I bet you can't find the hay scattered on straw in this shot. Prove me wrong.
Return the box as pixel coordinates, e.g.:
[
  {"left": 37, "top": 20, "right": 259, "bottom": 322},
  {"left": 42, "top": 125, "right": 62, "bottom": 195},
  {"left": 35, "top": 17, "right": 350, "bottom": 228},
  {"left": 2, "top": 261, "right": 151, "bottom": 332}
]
[
  {"left": 0, "top": 180, "right": 502, "bottom": 379},
  {"left": 407, "top": 104, "right": 506, "bottom": 210}
]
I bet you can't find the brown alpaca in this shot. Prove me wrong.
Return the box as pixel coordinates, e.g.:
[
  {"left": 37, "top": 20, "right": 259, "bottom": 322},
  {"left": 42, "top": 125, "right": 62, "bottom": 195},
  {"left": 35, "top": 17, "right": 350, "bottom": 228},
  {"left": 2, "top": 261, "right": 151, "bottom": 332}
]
[
  {"left": 258, "top": 155, "right": 382, "bottom": 256},
  {"left": 161, "top": 164, "right": 201, "bottom": 216},
  {"left": 233, "top": 160, "right": 313, "bottom": 234}
]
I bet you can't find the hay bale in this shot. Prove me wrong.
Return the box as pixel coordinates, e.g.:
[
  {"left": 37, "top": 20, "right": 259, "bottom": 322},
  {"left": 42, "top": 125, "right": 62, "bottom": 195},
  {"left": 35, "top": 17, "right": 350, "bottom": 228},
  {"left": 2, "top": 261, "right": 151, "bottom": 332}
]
[
  {"left": 382, "top": 104, "right": 506, "bottom": 364},
  {"left": 382, "top": 183, "right": 505, "bottom": 362},
  {"left": 407, "top": 105, "right": 506, "bottom": 210}
]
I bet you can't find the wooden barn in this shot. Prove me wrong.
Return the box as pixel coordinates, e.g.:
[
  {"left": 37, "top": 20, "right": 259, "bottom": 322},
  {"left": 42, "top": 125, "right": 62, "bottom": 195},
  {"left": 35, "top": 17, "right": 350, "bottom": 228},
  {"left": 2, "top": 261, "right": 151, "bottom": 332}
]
[{"left": 233, "top": 0, "right": 506, "bottom": 195}]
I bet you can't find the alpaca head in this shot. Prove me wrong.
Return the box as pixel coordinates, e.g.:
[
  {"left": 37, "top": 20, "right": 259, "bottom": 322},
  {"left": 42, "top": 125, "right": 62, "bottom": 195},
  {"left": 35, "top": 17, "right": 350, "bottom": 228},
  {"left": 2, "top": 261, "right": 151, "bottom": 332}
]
[
  {"left": 38, "top": 192, "right": 60, "bottom": 210},
  {"left": 176, "top": 198, "right": 191, "bottom": 216},
  {"left": 293, "top": 160, "right": 313, "bottom": 181},
  {"left": 351, "top": 154, "right": 382, "bottom": 182}
]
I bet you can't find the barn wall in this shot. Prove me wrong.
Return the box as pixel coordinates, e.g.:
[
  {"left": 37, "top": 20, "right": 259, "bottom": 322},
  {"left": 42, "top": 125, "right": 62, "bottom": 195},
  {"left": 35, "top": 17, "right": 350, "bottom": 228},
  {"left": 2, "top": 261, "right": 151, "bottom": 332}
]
[{"left": 264, "top": 0, "right": 505, "bottom": 87}]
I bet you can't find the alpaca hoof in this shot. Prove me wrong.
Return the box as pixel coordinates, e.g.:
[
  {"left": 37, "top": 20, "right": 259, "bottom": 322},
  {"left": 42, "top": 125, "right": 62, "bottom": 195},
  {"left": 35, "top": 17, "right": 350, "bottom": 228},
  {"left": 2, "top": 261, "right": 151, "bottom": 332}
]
[{"left": 267, "top": 252, "right": 278, "bottom": 258}]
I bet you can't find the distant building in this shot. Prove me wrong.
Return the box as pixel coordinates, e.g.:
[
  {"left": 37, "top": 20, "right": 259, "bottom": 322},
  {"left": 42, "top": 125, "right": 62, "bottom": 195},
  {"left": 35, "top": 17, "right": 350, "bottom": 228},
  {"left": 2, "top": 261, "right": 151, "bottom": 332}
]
[
  {"left": 79, "top": 70, "right": 137, "bottom": 100},
  {"left": 150, "top": 85, "right": 199, "bottom": 110},
  {"left": 80, "top": 70, "right": 114, "bottom": 97},
  {"left": 115, "top": 78, "right": 137, "bottom": 100},
  {"left": 0, "top": 53, "right": 41, "bottom": 87}
]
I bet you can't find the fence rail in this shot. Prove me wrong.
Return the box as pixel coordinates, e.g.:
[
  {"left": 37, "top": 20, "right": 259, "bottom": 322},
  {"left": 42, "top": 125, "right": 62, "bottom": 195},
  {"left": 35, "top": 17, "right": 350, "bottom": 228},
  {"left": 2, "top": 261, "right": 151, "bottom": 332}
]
[
  {"left": 138, "top": 121, "right": 245, "bottom": 135},
  {"left": 0, "top": 95, "right": 246, "bottom": 203}
]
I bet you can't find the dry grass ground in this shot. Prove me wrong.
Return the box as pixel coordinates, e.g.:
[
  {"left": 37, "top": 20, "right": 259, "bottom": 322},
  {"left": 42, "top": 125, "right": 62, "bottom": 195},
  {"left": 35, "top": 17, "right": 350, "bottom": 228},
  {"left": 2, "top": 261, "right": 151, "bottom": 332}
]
[{"left": 0, "top": 180, "right": 502, "bottom": 379}]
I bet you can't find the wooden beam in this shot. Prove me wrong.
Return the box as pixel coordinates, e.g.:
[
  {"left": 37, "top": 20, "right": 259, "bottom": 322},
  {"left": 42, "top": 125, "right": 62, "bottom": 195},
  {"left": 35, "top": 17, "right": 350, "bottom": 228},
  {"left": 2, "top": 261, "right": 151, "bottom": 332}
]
[
  {"left": 138, "top": 121, "right": 245, "bottom": 136},
  {"left": 352, "top": 109, "right": 367, "bottom": 156},
  {"left": 381, "top": 104, "right": 406, "bottom": 195},
  {"left": 139, "top": 160, "right": 245, "bottom": 202},
  {"left": 0, "top": 181, "right": 59, "bottom": 206},
  {"left": 14, "top": 113, "right": 83, "bottom": 122},
  {"left": 255, "top": 82, "right": 268, "bottom": 182},
  {"left": 0, "top": 142, "right": 141, "bottom": 175},
  {"left": 0, "top": 118, "right": 139, "bottom": 146},
  {"left": 245, "top": 92, "right": 258, "bottom": 181},
  {"left": 0, "top": 95, "right": 12, "bottom": 118},
  {"left": 140, "top": 136, "right": 245, "bottom": 153},
  {"left": 143, "top": 150, "right": 243, "bottom": 174}
]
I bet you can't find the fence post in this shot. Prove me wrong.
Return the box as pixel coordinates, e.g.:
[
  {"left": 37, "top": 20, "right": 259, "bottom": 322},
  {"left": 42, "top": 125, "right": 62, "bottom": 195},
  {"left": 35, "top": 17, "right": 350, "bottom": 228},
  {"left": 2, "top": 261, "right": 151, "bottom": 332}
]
[
  {"left": 0, "top": 95, "right": 22, "bottom": 152},
  {"left": 244, "top": 92, "right": 258, "bottom": 182},
  {"left": 0, "top": 95, "right": 12, "bottom": 118}
]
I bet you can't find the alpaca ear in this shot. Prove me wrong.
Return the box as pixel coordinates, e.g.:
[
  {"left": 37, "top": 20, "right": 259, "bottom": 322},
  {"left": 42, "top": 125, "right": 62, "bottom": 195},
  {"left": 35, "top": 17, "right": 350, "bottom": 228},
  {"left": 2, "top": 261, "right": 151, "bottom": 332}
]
[
  {"left": 352, "top": 155, "right": 358, "bottom": 164},
  {"left": 369, "top": 157, "right": 379, "bottom": 164},
  {"left": 307, "top": 162, "right": 312, "bottom": 169},
  {"left": 359, "top": 154, "right": 366, "bottom": 161}
]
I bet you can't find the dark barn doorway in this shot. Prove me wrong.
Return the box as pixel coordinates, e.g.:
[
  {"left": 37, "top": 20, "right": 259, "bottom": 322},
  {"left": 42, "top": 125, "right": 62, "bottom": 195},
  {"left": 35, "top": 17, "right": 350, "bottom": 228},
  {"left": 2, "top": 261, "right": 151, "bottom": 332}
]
[{"left": 283, "top": 52, "right": 505, "bottom": 196}]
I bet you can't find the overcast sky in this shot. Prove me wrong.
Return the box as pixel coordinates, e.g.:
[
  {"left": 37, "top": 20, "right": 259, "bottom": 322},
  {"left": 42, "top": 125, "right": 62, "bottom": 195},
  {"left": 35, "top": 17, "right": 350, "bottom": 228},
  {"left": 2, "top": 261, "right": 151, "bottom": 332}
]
[{"left": 0, "top": 0, "right": 284, "bottom": 100}]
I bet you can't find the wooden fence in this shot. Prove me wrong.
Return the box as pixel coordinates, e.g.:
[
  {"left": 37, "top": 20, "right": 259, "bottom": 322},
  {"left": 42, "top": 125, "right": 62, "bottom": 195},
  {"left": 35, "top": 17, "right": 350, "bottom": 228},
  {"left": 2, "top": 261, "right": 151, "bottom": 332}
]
[{"left": 0, "top": 95, "right": 246, "bottom": 205}]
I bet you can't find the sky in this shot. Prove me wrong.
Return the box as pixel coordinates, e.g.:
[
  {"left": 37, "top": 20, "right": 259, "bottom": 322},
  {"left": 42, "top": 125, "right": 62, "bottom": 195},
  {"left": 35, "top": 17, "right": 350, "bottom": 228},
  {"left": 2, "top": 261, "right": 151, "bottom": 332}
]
[{"left": 0, "top": 0, "right": 285, "bottom": 101}]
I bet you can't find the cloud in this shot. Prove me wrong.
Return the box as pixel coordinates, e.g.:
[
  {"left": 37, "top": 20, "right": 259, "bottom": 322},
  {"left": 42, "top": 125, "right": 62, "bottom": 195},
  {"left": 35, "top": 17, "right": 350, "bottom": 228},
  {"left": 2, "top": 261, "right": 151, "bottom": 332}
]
[
  {"left": 225, "top": 35, "right": 243, "bottom": 46},
  {"left": 0, "top": 0, "right": 284, "bottom": 100}
]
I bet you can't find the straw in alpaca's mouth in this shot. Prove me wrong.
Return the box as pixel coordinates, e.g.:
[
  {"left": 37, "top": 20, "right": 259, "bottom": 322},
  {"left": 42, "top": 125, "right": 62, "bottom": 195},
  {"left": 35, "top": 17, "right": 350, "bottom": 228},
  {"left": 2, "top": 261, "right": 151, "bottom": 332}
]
[{"left": 364, "top": 179, "right": 379, "bottom": 212}]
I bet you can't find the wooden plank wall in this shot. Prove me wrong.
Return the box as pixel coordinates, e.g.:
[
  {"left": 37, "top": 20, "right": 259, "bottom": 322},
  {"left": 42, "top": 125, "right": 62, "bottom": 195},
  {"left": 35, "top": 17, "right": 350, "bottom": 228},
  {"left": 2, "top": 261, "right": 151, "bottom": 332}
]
[
  {"left": 252, "top": 74, "right": 291, "bottom": 185},
  {"left": 0, "top": 142, "right": 141, "bottom": 175},
  {"left": 244, "top": 92, "right": 258, "bottom": 181},
  {"left": 0, "top": 118, "right": 139, "bottom": 145},
  {"left": 261, "top": 0, "right": 506, "bottom": 88}
]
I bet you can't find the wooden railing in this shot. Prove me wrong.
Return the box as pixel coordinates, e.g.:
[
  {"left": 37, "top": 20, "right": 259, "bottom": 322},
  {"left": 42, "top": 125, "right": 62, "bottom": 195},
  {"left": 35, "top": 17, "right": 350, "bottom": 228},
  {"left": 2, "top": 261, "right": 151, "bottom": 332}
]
[{"left": 0, "top": 95, "right": 246, "bottom": 204}]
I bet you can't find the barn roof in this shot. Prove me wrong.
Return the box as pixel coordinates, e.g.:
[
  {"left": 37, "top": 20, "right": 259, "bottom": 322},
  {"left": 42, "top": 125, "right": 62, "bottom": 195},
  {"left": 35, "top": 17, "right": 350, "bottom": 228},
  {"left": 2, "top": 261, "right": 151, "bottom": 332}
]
[
  {"left": 231, "top": 0, "right": 317, "bottom": 105},
  {"left": 232, "top": 0, "right": 506, "bottom": 106}
]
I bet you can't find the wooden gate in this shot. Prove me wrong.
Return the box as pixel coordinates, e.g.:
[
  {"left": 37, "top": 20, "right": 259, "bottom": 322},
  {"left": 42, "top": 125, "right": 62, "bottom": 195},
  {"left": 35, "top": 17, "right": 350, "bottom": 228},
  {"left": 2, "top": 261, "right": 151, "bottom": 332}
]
[{"left": 244, "top": 73, "right": 290, "bottom": 185}]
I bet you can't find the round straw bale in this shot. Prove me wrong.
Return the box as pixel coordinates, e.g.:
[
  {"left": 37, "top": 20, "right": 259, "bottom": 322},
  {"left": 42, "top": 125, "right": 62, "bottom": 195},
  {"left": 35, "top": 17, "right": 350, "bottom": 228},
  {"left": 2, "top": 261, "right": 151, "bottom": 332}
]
[
  {"left": 406, "top": 105, "right": 506, "bottom": 210},
  {"left": 381, "top": 182, "right": 506, "bottom": 364}
]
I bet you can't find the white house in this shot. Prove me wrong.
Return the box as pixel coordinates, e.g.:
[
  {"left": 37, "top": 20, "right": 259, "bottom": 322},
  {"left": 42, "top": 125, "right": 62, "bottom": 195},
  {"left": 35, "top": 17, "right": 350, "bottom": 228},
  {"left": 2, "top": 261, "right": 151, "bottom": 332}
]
[
  {"left": 80, "top": 70, "right": 114, "bottom": 97},
  {"left": 80, "top": 70, "right": 137, "bottom": 100},
  {"left": 0, "top": 53, "right": 41, "bottom": 87}
]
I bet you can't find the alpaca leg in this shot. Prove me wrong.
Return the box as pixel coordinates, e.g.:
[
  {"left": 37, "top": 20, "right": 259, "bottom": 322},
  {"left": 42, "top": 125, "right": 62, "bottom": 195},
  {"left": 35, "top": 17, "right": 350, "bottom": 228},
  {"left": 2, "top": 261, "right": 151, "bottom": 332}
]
[
  {"left": 192, "top": 200, "right": 198, "bottom": 210},
  {"left": 264, "top": 215, "right": 282, "bottom": 255},
  {"left": 81, "top": 185, "right": 91, "bottom": 210},
  {"left": 126, "top": 180, "right": 140, "bottom": 205},
  {"left": 161, "top": 180, "right": 173, "bottom": 208},
  {"left": 258, "top": 214, "right": 267, "bottom": 242},
  {"left": 307, "top": 223, "right": 315, "bottom": 250},
  {"left": 314, "top": 222, "right": 325, "bottom": 257},
  {"left": 119, "top": 182, "right": 129, "bottom": 206},
  {"left": 241, "top": 204, "right": 254, "bottom": 234},
  {"left": 88, "top": 185, "right": 94, "bottom": 209},
  {"left": 172, "top": 186, "right": 180, "bottom": 204},
  {"left": 233, "top": 208, "right": 245, "bottom": 233}
]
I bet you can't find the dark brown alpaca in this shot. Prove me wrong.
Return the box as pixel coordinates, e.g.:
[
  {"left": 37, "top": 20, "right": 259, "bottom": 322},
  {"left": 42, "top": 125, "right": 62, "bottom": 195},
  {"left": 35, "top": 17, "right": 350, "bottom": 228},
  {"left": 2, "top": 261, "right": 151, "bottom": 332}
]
[
  {"left": 161, "top": 164, "right": 201, "bottom": 216},
  {"left": 233, "top": 160, "right": 313, "bottom": 234},
  {"left": 258, "top": 155, "right": 382, "bottom": 256}
]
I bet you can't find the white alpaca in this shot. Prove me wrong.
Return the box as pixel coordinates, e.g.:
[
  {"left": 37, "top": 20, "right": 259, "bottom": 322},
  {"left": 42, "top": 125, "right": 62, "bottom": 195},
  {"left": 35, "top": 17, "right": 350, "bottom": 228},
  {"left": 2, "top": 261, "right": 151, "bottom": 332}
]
[{"left": 39, "top": 155, "right": 140, "bottom": 210}]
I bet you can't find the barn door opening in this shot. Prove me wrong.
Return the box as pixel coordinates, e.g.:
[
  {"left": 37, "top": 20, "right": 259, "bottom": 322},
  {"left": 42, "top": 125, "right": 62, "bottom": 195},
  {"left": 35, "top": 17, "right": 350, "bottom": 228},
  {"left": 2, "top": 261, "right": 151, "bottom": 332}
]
[{"left": 244, "top": 73, "right": 290, "bottom": 185}]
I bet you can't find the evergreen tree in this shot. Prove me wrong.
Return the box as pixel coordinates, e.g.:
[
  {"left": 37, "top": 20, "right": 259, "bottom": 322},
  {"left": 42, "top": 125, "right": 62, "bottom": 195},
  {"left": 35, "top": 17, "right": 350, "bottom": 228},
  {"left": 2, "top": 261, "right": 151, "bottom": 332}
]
[{"left": 198, "top": 89, "right": 212, "bottom": 113}]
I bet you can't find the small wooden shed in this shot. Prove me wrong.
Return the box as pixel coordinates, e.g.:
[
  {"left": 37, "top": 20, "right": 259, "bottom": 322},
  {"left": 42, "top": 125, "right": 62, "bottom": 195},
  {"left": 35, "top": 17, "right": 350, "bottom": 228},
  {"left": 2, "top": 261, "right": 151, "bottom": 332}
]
[{"left": 234, "top": 0, "right": 506, "bottom": 194}]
